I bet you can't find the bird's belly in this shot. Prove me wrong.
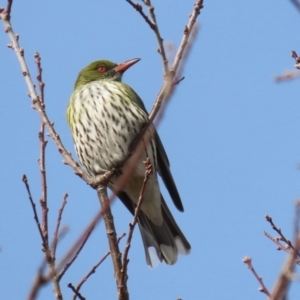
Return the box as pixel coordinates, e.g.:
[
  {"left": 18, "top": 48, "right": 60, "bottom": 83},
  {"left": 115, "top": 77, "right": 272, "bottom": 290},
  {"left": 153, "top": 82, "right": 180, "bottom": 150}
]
[
  {"left": 74, "top": 117, "right": 143, "bottom": 174},
  {"left": 72, "top": 85, "right": 148, "bottom": 175}
]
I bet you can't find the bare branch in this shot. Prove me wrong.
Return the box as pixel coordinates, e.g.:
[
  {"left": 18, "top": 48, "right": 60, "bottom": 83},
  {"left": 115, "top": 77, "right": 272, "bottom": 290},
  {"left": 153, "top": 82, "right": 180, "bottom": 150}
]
[
  {"left": 72, "top": 233, "right": 126, "bottom": 300},
  {"left": 148, "top": 1, "right": 202, "bottom": 121},
  {"left": 23, "top": 173, "right": 63, "bottom": 300},
  {"left": 22, "top": 174, "right": 45, "bottom": 247},
  {"left": 120, "top": 157, "right": 152, "bottom": 293},
  {"left": 125, "top": 0, "right": 155, "bottom": 29},
  {"left": 127, "top": 0, "right": 204, "bottom": 78},
  {"left": 142, "top": 0, "right": 169, "bottom": 73},
  {"left": 264, "top": 231, "right": 300, "bottom": 266},
  {"left": 242, "top": 256, "right": 271, "bottom": 297},
  {"left": 269, "top": 202, "right": 300, "bottom": 300},
  {"left": 68, "top": 283, "right": 85, "bottom": 300},
  {"left": 27, "top": 225, "right": 68, "bottom": 300},
  {"left": 265, "top": 215, "right": 300, "bottom": 256},
  {"left": 52, "top": 193, "right": 68, "bottom": 259},
  {"left": 126, "top": 0, "right": 168, "bottom": 72},
  {"left": 22, "top": 50, "right": 63, "bottom": 295},
  {"left": 35, "top": 51, "right": 50, "bottom": 252},
  {"left": 34, "top": 49, "right": 62, "bottom": 300},
  {"left": 34, "top": 52, "right": 45, "bottom": 101},
  {"left": 57, "top": 220, "right": 96, "bottom": 281},
  {"left": 172, "top": 0, "right": 203, "bottom": 72},
  {"left": 264, "top": 231, "right": 291, "bottom": 251},
  {"left": 96, "top": 185, "right": 128, "bottom": 300}
]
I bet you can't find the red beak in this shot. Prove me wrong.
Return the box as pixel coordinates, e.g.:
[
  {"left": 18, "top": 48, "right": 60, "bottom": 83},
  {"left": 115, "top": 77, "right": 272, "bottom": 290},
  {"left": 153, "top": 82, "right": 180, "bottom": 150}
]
[{"left": 113, "top": 58, "right": 140, "bottom": 73}]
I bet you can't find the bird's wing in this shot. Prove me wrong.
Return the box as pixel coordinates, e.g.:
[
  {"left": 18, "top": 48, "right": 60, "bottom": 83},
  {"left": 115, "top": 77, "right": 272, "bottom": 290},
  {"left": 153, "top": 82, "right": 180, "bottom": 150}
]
[
  {"left": 154, "top": 133, "right": 184, "bottom": 212},
  {"left": 124, "top": 84, "right": 184, "bottom": 212}
]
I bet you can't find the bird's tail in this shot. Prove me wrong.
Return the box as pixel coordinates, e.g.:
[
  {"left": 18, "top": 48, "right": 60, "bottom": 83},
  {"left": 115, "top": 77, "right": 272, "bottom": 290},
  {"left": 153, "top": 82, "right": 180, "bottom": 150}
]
[{"left": 138, "top": 195, "right": 191, "bottom": 268}]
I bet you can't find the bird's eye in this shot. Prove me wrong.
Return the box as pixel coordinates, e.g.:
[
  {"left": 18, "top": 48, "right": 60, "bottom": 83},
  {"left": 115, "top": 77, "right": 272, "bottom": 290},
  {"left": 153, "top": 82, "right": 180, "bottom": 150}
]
[{"left": 98, "top": 66, "right": 106, "bottom": 73}]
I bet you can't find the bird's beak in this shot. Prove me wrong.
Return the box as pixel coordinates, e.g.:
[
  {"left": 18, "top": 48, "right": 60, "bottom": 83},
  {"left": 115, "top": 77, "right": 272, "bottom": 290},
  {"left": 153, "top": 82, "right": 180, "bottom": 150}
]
[{"left": 114, "top": 58, "right": 140, "bottom": 73}]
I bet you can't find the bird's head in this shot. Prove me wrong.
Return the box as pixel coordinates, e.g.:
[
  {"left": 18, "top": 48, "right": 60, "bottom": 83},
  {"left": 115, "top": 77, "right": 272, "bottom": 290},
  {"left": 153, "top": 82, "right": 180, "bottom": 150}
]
[{"left": 74, "top": 58, "right": 140, "bottom": 88}]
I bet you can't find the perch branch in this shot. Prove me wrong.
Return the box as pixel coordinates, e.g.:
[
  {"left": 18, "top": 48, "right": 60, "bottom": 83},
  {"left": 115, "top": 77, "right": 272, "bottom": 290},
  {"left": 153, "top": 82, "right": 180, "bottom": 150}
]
[{"left": 96, "top": 185, "right": 128, "bottom": 300}]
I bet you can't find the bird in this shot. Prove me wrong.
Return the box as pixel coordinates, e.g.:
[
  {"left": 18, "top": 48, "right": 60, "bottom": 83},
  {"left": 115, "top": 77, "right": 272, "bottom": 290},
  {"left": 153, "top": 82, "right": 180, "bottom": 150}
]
[{"left": 66, "top": 58, "right": 191, "bottom": 267}]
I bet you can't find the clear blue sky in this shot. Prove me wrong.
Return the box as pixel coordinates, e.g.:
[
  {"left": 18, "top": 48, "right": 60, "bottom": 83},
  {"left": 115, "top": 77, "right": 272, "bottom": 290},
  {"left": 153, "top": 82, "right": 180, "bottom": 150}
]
[{"left": 1, "top": 1, "right": 300, "bottom": 299}]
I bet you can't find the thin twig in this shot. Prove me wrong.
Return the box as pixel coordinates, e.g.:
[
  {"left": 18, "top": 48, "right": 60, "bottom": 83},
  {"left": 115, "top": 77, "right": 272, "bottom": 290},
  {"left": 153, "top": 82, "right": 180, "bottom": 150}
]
[
  {"left": 34, "top": 49, "right": 62, "bottom": 300},
  {"left": 172, "top": 0, "right": 203, "bottom": 72},
  {"left": 52, "top": 193, "right": 68, "bottom": 259},
  {"left": 36, "top": 51, "right": 49, "bottom": 253},
  {"left": 125, "top": 0, "right": 155, "bottom": 29},
  {"left": 27, "top": 226, "right": 68, "bottom": 300},
  {"left": 53, "top": 212, "right": 102, "bottom": 276},
  {"left": 242, "top": 256, "right": 271, "bottom": 297},
  {"left": 22, "top": 174, "right": 45, "bottom": 246},
  {"left": 142, "top": 0, "right": 169, "bottom": 73},
  {"left": 127, "top": 0, "right": 204, "bottom": 78},
  {"left": 264, "top": 231, "right": 300, "bottom": 265},
  {"left": 148, "top": 1, "right": 203, "bottom": 121},
  {"left": 264, "top": 231, "right": 291, "bottom": 251},
  {"left": 72, "top": 233, "right": 126, "bottom": 300},
  {"left": 265, "top": 215, "right": 300, "bottom": 256},
  {"left": 269, "top": 202, "right": 300, "bottom": 300},
  {"left": 68, "top": 283, "right": 85, "bottom": 300},
  {"left": 119, "top": 157, "right": 152, "bottom": 294},
  {"left": 34, "top": 52, "right": 45, "bottom": 101},
  {"left": 57, "top": 220, "right": 96, "bottom": 281}
]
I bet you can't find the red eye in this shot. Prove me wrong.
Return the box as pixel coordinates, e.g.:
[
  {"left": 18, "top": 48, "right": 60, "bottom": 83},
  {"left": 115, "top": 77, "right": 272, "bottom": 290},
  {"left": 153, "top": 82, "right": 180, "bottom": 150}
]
[{"left": 98, "top": 66, "right": 106, "bottom": 73}]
